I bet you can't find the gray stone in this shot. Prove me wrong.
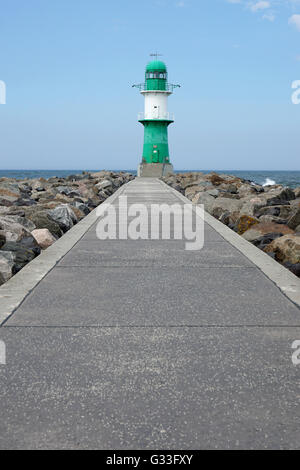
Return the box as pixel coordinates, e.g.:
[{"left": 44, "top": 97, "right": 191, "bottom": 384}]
[
  {"left": 206, "top": 189, "right": 220, "bottom": 198},
  {"left": 1, "top": 242, "right": 39, "bottom": 272},
  {"left": 211, "top": 197, "right": 242, "bottom": 218},
  {"left": 266, "top": 188, "right": 295, "bottom": 206},
  {"left": 0, "top": 217, "right": 38, "bottom": 249},
  {"left": 287, "top": 208, "right": 300, "bottom": 230},
  {"left": 71, "top": 201, "right": 90, "bottom": 216},
  {"left": 0, "top": 231, "right": 5, "bottom": 248},
  {"left": 0, "top": 251, "right": 17, "bottom": 283},
  {"left": 240, "top": 197, "right": 267, "bottom": 217},
  {"left": 27, "top": 211, "right": 63, "bottom": 238},
  {"left": 48, "top": 204, "right": 77, "bottom": 232},
  {"left": 95, "top": 180, "right": 114, "bottom": 190},
  {"left": 255, "top": 205, "right": 293, "bottom": 219},
  {"left": 0, "top": 215, "right": 36, "bottom": 232},
  {"left": 56, "top": 186, "right": 81, "bottom": 198},
  {"left": 192, "top": 192, "right": 215, "bottom": 213}
]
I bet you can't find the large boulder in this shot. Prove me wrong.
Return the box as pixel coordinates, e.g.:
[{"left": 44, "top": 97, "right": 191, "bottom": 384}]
[
  {"left": 31, "top": 228, "right": 56, "bottom": 249},
  {"left": 76, "top": 182, "right": 98, "bottom": 200},
  {"left": 31, "top": 179, "right": 46, "bottom": 192},
  {"left": 0, "top": 183, "right": 21, "bottom": 205},
  {"left": 293, "top": 187, "right": 300, "bottom": 199},
  {"left": 0, "top": 217, "right": 39, "bottom": 250},
  {"left": 235, "top": 215, "right": 260, "bottom": 235},
  {"left": 253, "top": 233, "right": 283, "bottom": 251},
  {"left": 255, "top": 205, "right": 293, "bottom": 219},
  {"left": 0, "top": 231, "right": 6, "bottom": 248},
  {"left": 192, "top": 193, "right": 215, "bottom": 214},
  {"left": 185, "top": 185, "right": 206, "bottom": 199},
  {"left": 72, "top": 200, "right": 90, "bottom": 216},
  {"left": 1, "top": 242, "right": 38, "bottom": 272},
  {"left": 0, "top": 251, "right": 17, "bottom": 284},
  {"left": 0, "top": 215, "right": 35, "bottom": 232},
  {"left": 55, "top": 186, "right": 81, "bottom": 198},
  {"left": 238, "top": 183, "right": 262, "bottom": 197},
  {"left": 48, "top": 204, "right": 77, "bottom": 232},
  {"left": 265, "top": 188, "right": 295, "bottom": 206},
  {"left": 264, "top": 234, "right": 300, "bottom": 265},
  {"left": 27, "top": 211, "right": 63, "bottom": 238},
  {"left": 242, "top": 222, "right": 294, "bottom": 243},
  {"left": 287, "top": 208, "right": 300, "bottom": 230},
  {"left": 211, "top": 197, "right": 243, "bottom": 219},
  {"left": 239, "top": 197, "right": 267, "bottom": 217},
  {"left": 259, "top": 215, "right": 289, "bottom": 225},
  {"left": 95, "top": 179, "right": 113, "bottom": 191}
]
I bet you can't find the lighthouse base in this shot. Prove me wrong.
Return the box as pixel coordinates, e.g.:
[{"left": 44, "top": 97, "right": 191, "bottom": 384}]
[{"left": 138, "top": 163, "right": 174, "bottom": 178}]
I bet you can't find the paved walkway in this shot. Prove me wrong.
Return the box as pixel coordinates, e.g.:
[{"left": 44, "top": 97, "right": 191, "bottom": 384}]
[{"left": 0, "top": 178, "right": 299, "bottom": 449}]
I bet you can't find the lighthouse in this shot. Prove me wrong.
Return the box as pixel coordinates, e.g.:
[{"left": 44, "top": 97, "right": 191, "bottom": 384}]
[{"left": 133, "top": 56, "right": 180, "bottom": 177}]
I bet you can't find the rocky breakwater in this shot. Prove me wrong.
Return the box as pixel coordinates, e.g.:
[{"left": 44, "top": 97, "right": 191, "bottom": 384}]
[
  {"left": 0, "top": 171, "right": 134, "bottom": 285},
  {"left": 162, "top": 172, "right": 300, "bottom": 277}
]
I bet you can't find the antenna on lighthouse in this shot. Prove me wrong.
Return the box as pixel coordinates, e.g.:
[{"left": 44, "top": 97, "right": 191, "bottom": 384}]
[{"left": 150, "top": 52, "right": 163, "bottom": 60}]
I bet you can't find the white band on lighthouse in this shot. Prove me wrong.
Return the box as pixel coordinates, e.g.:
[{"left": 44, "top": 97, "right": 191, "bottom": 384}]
[{"left": 141, "top": 90, "right": 172, "bottom": 120}]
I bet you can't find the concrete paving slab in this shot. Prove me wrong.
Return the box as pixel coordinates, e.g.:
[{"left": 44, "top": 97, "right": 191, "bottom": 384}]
[
  {"left": 57, "top": 239, "right": 254, "bottom": 267},
  {"left": 0, "top": 326, "right": 299, "bottom": 449},
  {"left": 6, "top": 266, "right": 300, "bottom": 327}
]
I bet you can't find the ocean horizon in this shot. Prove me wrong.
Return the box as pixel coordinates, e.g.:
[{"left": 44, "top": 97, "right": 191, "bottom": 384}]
[{"left": 0, "top": 169, "right": 300, "bottom": 189}]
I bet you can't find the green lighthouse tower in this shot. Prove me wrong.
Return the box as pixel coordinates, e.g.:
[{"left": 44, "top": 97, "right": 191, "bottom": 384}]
[{"left": 133, "top": 57, "right": 180, "bottom": 177}]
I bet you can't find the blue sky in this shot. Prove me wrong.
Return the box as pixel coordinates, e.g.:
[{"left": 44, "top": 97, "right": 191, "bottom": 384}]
[{"left": 1, "top": 0, "right": 300, "bottom": 170}]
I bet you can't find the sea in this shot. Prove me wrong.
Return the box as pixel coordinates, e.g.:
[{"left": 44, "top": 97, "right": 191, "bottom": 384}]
[{"left": 0, "top": 170, "right": 299, "bottom": 189}]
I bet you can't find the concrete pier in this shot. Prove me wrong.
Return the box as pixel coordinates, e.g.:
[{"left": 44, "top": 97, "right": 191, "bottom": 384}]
[{"left": 0, "top": 178, "right": 299, "bottom": 449}]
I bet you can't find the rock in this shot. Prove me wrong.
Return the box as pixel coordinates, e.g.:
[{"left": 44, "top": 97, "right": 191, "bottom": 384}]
[
  {"left": 264, "top": 234, "right": 300, "bottom": 265},
  {"left": 287, "top": 208, "right": 300, "bottom": 230},
  {"left": 242, "top": 222, "right": 294, "bottom": 243},
  {"left": 27, "top": 211, "right": 63, "bottom": 238},
  {"left": 218, "top": 191, "right": 240, "bottom": 199},
  {"left": 219, "top": 183, "right": 238, "bottom": 194},
  {"left": 0, "top": 231, "right": 6, "bottom": 248},
  {"left": 207, "top": 173, "right": 226, "bottom": 186},
  {"left": 239, "top": 197, "right": 267, "bottom": 217},
  {"left": 265, "top": 188, "right": 295, "bottom": 206},
  {"left": 31, "top": 180, "right": 46, "bottom": 191},
  {"left": 48, "top": 204, "right": 77, "bottom": 232},
  {"left": 56, "top": 186, "right": 81, "bottom": 198},
  {"left": 192, "top": 193, "right": 215, "bottom": 214},
  {"left": 238, "top": 184, "right": 259, "bottom": 197},
  {"left": 259, "top": 215, "right": 288, "bottom": 225},
  {"left": 0, "top": 217, "right": 39, "bottom": 250},
  {"left": 255, "top": 205, "right": 293, "bottom": 219},
  {"left": 235, "top": 215, "right": 260, "bottom": 235},
  {"left": 211, "top": 197, "right": 243, "bottom": 219},
  {"left": 218, "top": 211, "right": 240, "bottom": 228},
  {"left": 294, "top": 187, "right": 300, "bottom": 198},
  {"left": 72, "top": 200, "right": 90, "bottom": 216},
  {"left": 295, "top": 224, "right": 300, "bottom": 234},
  {"left": 1, "top": 242, "right": 38, "bottom": 272},
  {"left": 206, "top": 189, "right": 220, "bottom": 198},
  {"left": 31, "top": 228, "right": 56, "bottom": 249},
  {"left": 76, "top": 182, "right": 98, "bottom": 199},
  {"left": 0, "top": 183, "right": 21, "bottom": 205},
  {"left": 14, "top": 197, "right": 37, "bottom": 206},
  {"left": 252, "top": 233, "right": 283, "bottom": 251},
  {"left": 95, "top": 179, "right": 113, "bottom": 190},
  {"left": 0, "top": 215, "right": 36, "bottom": 231},
  {"left": 185, "top": 185, "right": 206, "bottom": 199},
  {"left": 0, "top": 251, "right": 17, "bottom": 283}
]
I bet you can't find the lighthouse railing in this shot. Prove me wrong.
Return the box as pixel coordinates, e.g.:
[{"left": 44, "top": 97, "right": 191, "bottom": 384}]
[
  {"left": 132, "top": 83, "right": 180, "bottom": 92},
  {"left": 138, "top": 112, "right": 174, "bottom": 121}
]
